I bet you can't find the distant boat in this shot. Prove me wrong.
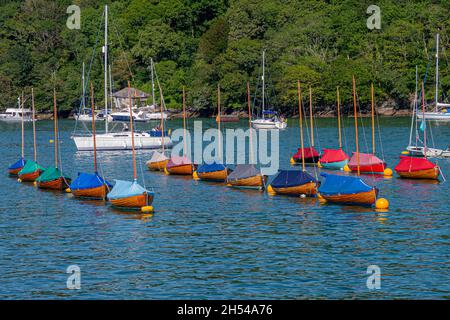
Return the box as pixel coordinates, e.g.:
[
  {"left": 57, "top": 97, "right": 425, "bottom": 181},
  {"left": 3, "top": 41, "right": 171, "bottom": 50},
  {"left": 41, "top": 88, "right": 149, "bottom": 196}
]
[
  {"left": 8, "top": 93, "right": 28, "bottom": 176},
  {"left": 195, "top": 83, "right": 229, "bottom": 182},
  {"left": 1, "top": 95, "right": 33, "bottom": 123},
  {"left": 416, "top": 34, "right": 450, "bottom": 122},
  {"left": 107, "top": 82, "right": 154, "bottom": 210},
  {"left": 318, "top": 76, "right": 378, "bottom": 206},
  {"left": 216, "top": 114, "right": 239, "bottom": 123},
  {"left": 348, "top": 83, "right": 388, "bottom": 175},
  {"left": 70, "top": 82, "right": 112, "bottom": 199},
  {"left": 36, "top": 89, "right": 71, "bottom": 190},
  {"left": 165, "top": 87, "right": 196, "bottom": 176},
  {"left": 251, "top": 50, "right": 287, "bottom": 130},
  {"left": 319, "top": 87, "right": 349, "bottom": 170},
  {"left": 291, "top": 86, "right": 320, "bottom": 165},
  {"left": 268, "top": 81, "right": 317, "bottom": 197},
  {"left": 18, "top": 88, "right": 44, "bottom": 182}
]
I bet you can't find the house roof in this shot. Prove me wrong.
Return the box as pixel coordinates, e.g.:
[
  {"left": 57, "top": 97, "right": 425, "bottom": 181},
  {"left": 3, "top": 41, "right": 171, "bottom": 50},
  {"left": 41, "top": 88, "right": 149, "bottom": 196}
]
[{"left": 112, "top": 87, "right": 149, "bottom": 99}]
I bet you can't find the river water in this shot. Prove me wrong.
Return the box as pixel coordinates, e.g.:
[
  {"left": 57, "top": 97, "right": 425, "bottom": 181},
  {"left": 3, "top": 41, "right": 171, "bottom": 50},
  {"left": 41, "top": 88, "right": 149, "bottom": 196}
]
[{"left": 0, "top": 117, "right": 448, "bottom": 299}]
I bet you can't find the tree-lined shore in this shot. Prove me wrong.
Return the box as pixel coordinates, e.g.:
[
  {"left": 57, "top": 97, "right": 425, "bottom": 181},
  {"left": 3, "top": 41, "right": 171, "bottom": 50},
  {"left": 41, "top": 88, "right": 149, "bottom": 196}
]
[{"left": 0, "top": 0, "right": 449, "bottom": 116}]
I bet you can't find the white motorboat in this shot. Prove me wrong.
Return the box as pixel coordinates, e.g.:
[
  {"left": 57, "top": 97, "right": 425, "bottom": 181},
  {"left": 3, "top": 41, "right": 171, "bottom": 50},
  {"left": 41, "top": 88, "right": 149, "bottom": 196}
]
[
  {"left": 251, "top": 50, "right": 287, "bottom": 130},
  {"left": 407, "top": 146, "right": 450, "bottom": 159},
  {"left": 0, "top": 108, "right": 33, "bottom": 122}
]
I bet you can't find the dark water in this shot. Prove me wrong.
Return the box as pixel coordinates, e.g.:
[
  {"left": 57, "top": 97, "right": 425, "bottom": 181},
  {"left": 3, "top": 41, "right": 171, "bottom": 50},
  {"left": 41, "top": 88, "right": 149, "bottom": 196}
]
[{"left": 0, "top": 117, "right": 449, "bottom": 299}]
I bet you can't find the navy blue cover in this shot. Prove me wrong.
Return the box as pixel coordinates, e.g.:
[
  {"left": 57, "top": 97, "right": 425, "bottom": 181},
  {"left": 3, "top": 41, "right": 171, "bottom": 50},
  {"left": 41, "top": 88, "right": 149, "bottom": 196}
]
[
  {"left": 271, "top": 170, "right": 316, "bottom": 188},
  {"left": 70, "top": 172, "right": 112, "bottom": 190},
  {"left": 318, "top": 173, "right": 373, "bottom": 195},
  {"left": 149, "top": 130, "right": 169, "bottom": 137},
  {"left": 197, "top": 162, "right": 227, "bottom": 174},
  {"left": 263, "top": 110, "right": 276, "bottom": 115},
  {"left": 8, "top": 158, "right": 26, "bottom": 170}
]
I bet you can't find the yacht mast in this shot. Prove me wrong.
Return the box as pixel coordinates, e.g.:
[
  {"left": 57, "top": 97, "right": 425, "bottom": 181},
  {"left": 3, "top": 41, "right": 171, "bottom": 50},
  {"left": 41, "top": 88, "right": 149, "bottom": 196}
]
[
  {"left": 262, "top": 50, "right": 265, "bottom": 118},
  {"left": 151, "top": 58, "right": 155, "bottom": 108},
  {"left": 435, "top": 33, "right": 439, "bottom": 112},
  {"left": 104, "top": 5, "right": 109, "bottom": 133},
  {"left": 409, "top": 66, "right": 418, "bottom": 147},
  {"left": 82, "top": 62, "right": 85, "bottom": 112}
]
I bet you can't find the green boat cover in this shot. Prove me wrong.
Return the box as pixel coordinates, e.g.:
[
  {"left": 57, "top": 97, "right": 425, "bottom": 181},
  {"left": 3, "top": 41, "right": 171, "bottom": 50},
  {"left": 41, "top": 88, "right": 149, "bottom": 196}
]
[
  {"left": 18, "top": 160, "right": 44, "bottom": 175},
  {"left": 36, "top": 166, "right": 70, "bottom": 183}
]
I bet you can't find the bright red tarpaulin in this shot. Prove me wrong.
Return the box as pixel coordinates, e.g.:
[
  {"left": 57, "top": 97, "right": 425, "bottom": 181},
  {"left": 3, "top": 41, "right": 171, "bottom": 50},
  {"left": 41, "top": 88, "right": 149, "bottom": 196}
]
[
  {"left": 319, "top": 149, "right": 349, "bottom": 163},
  {"left": 348, "top": 152, "right": 384, "bottom": 166},
  {"left": 293, "top": 147, "right": 319, "bottom": 160},
  {"left": 394, "top": 156, "right": 436, "bottom": 172}
]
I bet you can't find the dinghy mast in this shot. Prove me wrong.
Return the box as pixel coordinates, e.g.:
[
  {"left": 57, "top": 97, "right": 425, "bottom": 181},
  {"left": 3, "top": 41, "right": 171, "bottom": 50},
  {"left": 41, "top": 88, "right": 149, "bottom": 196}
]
[
  {"left": 352, "top": 76, "right": 360, "bottom": 176},
  {"left": 247, "top": 81, "right": 254, "bottom": 163},
  {"left": 217, "top": 83, "right": 222, "bottom": 161},
  {"left": 90, "top": 82, "right": 98, "bottom": 172},
  {"left": 53, "top": 89, "right": 58, "bottom": 168},
  {"left": 421, "top": 81, "right": 427, "bottom": 157},
  {"left": 128, "top": 81, "right": 137, "bottom": 181},
  {"left": 21, "top": 92, "right": 25, "bottom": 160},
  {"left": 337, "top": 87, "right": 342, "bottom": 150},
  {"left": 297, "top": 80, "right": 305, "bottom": 172},
  {"left": 371, "top": 83, "right": 376, "bottom": 155},
  {"left": 31, "top": 89, "right": 37, "bottom": 162},
  {"left": 309, "top": 86, "right": 314, "bottom": 148}
]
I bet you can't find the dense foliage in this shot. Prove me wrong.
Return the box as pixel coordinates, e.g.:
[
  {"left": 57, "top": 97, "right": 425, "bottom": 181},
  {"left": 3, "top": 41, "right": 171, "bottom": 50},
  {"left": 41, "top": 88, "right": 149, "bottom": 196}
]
[{"left": 0, "top": 0, "right": 449, "bottom": 115}]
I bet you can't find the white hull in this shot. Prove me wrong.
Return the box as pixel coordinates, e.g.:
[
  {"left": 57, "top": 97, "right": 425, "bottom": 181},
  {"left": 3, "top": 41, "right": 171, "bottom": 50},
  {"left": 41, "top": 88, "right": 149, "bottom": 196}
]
[
  {"left": 416, "top": 112, "right": 450, "bottom": 121},
  {"left": 145, "top": 112, "right": 168, "bottom": 120},
  {"left": 73, "top": 132, "right": 172, "bottom": 151},
  {"left": 407, "top": 146, "right": 450, "bottom": 159},
  {"left": 251, "top": 119, "right": 287, "bottom": 130}
]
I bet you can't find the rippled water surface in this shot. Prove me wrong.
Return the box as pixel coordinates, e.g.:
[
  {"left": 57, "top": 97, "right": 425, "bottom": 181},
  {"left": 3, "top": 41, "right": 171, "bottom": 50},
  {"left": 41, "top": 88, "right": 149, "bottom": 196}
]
[{"left": 0, "top": 117, "right": 449, "bottom": 299}]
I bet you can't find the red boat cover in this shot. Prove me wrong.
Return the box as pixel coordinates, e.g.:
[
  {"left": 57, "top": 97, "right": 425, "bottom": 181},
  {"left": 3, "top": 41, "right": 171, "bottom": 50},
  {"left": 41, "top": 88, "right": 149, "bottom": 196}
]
[
  {"left": 293, "top": 147, "right": 319, "bottom": 160},
  {"left": 319, "top": 149, "right": 349, "bottom": 163},
  {"left": 394, "top": 156, "right": 436, "bottom": 173},
  {"left": 348, "top": 152, "right": 384, "bottom": 167},
  {"left": 166, "top": 155, "right": 193, "bottom": 169}
]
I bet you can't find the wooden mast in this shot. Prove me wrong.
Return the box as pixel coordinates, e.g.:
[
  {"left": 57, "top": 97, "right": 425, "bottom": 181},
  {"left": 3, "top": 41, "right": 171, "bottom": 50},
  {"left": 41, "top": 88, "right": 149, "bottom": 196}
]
[
  {"left": 31, "top": 88, "right": 37, "bottom": 162},
  {"left": 182, "top": 86, "right": 187, "bottom": 157},
  {"left": 160, "top": 88, "right": 165, "bottom": 153},
  {"left": 371, "top": 82, "right": 376, "bottom": 155},
  {"left": 128, "top": 81, "right": 137, "bottom": 181},
  {"left": 352, "top": 76, "right": 360, "bottom": 176},
  {"left": 421, "top": 80, "right": 427, "bottom": 157},
  {"left": 309, "top": 86, "right": 314, "bottom": 147},
  {"left": 337, "top": 87, "right": 342, "bottom": 149},
  {"left": 217, "top": 82, "right": 222, "bottom": 161},
  {"left": 298, "top": 80, "right": 305, "bottom": 172},
  {"left": 21, "top": 91, "right": 24, "bottom": 159},
  {"left": 53, "top": 88, "right": 58, "bottom": 168},
  {"left": 247, "top": 81, "right": 254, "bottom": 163},
  {"left": 90, "top": 82, "right": 98, "bottom": 172}
]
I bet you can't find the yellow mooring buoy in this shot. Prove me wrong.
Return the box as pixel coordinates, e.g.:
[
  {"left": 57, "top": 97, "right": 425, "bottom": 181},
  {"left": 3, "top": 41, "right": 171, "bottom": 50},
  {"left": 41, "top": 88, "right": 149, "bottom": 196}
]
[{"left": 375, "top": 198, "right": 389, "bottom": 210}]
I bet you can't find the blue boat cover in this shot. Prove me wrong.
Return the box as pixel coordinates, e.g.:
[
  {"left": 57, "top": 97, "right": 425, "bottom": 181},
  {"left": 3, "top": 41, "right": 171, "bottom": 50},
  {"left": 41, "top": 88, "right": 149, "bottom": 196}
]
[
  {"left": 227, "top": 164, "right": 260, "bottom": 181},
  {"left": 263, "top": 110, "right": 276, "bottom": 115},
  {"left": 70, "top": 172, "right": 112, "bottom": 190},
  {"left": 107, "top": 180, "right": 153, "bottom": 200},
  {"left": 197, "top": 162, "right": 227, "bottom": 174},
  {"left": 318, "top": 173, "right": 374, "bottom": 195},
  {"left": 149, "top": 130, "right": 169, "bottom": 137},
  {"left": 271, "top": 170, "right": 316, "bottom": 188},
  {"left": 8, "top": 158, "right": 26, "bottom": 170}
]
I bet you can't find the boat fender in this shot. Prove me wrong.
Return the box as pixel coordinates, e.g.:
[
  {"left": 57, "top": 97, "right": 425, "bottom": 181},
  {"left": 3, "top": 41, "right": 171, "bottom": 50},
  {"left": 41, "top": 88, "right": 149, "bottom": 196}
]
[
  {"left": 17, "top": 178, "right": 22, "bottom": 183},
  {"left": 141, "top": 206, "right": 154, "bottom": 213},
  {"left": 290, "top": 157, "right": 295, "bottom": 165},
  {"left": 401, "top": 151, "right": 409, "bottom": 155},
  {"left": 266, "top": 184, "right": 276, "bottom": 195},
  {"left": 375, "top": 198, "right": 389, "bottom": 210},
  {"left": 164, "top": 167, "right": 170, "bottom": 175},
  {"left": 65, "top": 188, "right": 71, "bottom": 193},
  {"left": 343, "top": 164, "right": 351, "bottom": 172},
  {"left": 192, "top": 171, "right": 200, "bottom": 180},
  {"left": 317, "top": 161, "right": 322, "bottom": 168},
  {"left": 317, "top": 193, "right": 327, "bottom": 203},
  {"left": 33, "top": 181, "right": 37, "bottom": 187}
]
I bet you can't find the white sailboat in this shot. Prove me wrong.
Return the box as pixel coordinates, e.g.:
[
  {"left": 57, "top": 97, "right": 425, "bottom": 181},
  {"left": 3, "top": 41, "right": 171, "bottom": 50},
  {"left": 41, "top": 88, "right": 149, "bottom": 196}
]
[
  {"left": 251, "top": 50, "right": 287, "bottom": 130},
  {"left": 416, "top": 34, "right": 450, "bottom": 121},
  {"left": 72, "top": 5, "right": 171, "bottom": 151},
  {"left": 75, "top": 62, "right": 99, "bottom": 122},
  {"left": 0, "top": 97, "right": 33, "bottom": 122}
]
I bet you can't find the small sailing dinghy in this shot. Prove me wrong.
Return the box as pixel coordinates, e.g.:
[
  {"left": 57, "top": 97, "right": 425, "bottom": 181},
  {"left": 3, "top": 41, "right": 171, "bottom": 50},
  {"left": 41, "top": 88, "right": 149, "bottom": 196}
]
[
  {"left": 292, "top": 86, "right": 320, "bottom": 165},
  {"left": 268, "top": 81, "right": 317, "bottom": 196},
  {"left": 70, "top": 83, "right": 112, "bottom": 199},
  {"left": 318, "top": 77, "right": 385, "bottom": 208},
  {"left": 165, "top": 87, "right": 196, "bottom": 175},
  {"left": 19, "top": 89, "right": 44, "bottom": 181},
  {"left": 107, "top": 82, "right": 154, "bottom": 211},
  {"left": 319, "top": 87, "right": 349, "bottom": 170},
  {"left": 395, "top": 81, "right": 441, "bottom": 180},
  {"left": 36, "top": 89, "right": 71, "bottom": 190},
  {"left": 194, "top": 83, "right": 229, "bottom": 182},
  {"left": 227, "top": 82, "right": 265, "bottom": 189},
  {"left": 8, "top": 93, "right": 27, "bottom": 176},
  {"left": 348, "top": 83, "right": 390, "bottom": 175}
]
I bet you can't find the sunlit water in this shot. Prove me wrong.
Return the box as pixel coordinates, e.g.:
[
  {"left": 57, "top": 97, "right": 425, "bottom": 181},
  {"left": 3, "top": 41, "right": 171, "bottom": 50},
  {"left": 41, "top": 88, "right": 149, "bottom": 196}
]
[{"left": 0, "top": 117, "right": 449, "bottom": 299}]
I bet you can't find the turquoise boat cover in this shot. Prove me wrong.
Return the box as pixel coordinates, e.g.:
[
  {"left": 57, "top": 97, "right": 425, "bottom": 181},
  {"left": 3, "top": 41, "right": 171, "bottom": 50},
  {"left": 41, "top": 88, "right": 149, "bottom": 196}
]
[
  {"left": 318, "top": 173, "right": 374, "bottom": 195},
  {"left": 271, "top": 170, "right": 316, "bottom": 188},
  {"left": 197, "top": 162, "right": 227, "bottom": 174},
  {"left": 36, "top": 166, "right": 70, "bottom": 183},
  {"left": 107, "top": 180, "right": 153, "bottom": 200},
  {"left": 70, "top": 172, "right": 112, "bottom": 190},
  {"left": 8, "top": 158, "right": 26, "bottom": 170},
  {"left": 18, "top": 160, "right": 44, "bottom": 175}
]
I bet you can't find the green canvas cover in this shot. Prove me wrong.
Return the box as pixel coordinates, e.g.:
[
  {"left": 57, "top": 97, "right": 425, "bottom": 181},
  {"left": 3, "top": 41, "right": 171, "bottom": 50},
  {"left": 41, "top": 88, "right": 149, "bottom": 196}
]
[
  {"left": 18, "top": 160, "right": 44, "bottom": 175},
  {"left": 36, "top": 166, "right": 69, "bottom": 183}
]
